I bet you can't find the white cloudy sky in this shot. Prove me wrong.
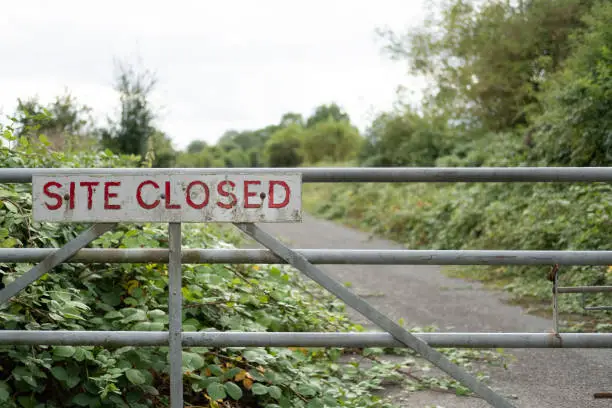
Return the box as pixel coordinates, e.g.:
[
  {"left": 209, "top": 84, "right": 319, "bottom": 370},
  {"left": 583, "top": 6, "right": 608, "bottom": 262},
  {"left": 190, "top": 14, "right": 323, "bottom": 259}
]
[{"left": 1, "top": 0, "right": 428, "bottom": 150}]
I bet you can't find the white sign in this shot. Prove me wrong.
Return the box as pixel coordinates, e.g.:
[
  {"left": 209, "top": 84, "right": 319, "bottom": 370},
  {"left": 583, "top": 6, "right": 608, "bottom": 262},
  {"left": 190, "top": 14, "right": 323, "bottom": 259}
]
[{"left": 32, "top": 173, "right": 302, "bottom": 223}]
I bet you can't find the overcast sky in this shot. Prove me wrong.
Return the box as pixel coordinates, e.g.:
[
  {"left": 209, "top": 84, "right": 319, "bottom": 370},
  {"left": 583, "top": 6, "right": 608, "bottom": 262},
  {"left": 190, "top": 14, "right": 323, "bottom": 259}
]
[{"left": 1, "top": 0, "right": 428, "bottom": 150}]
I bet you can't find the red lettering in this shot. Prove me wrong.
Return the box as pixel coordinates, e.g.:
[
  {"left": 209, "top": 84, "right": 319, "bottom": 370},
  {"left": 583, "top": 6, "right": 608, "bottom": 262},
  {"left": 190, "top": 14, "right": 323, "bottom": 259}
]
[
  {"left": 69, "top": 182, "right": 75, "bottom": 209},
  {"left": 186, "top": 181, "right": 209, "bottom": 209},
  {"left": 104, "top": 181, "right": 121, "bottom": 210},
  {"left": 136, "top": 180, "right": 160, "bottom": 209},
  {"left": 80, "top": 181, "right": 99, "bottom": 210},
  {"left": 217, "top": 180, "right": 237, "bottom": 209},
  {"left": 164, "top": 181, "right": 181, "bottom": 209},
  {"left": 244, "top": 180, "right": 261, "bottom": 208},
  {"left": 269, "top": 180, "right": 291, "bottom": 208},
  {"left": 43, "top": 181, "right": 63, "bottom": 210}
]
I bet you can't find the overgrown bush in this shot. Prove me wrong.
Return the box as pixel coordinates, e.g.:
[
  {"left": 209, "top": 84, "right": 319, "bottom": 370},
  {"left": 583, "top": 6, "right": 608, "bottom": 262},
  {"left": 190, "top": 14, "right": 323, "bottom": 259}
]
[
  {"left": 530, "top": 1, "right": 612, "bottom": 166},
  {"left": 304, "top": 180, "right": 612, "bottom": 324},
  {"left": 0, "top": 127, "right": 402, "bottom": 407}
]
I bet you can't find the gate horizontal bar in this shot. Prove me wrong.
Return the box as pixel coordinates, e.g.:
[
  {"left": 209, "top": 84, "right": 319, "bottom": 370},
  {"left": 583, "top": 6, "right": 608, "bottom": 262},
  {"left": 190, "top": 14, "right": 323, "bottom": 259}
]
[
  {"left": 235, "top": 223, "right": 514, "bottom": 407},
  {"left": 2, "top": 248, "right": 612, "bottom": 265},
  {"left": 557, "top": 286, "right": 612, "bottom": 293},
  {"left": 2, "top": 167, "right": 612, "bottom": 183},
  {"left": 0, "top": 331, "right": 610, "bottom": 348},
  {"left": 584, "top": 306, "right": 612, "bottom": 311},
  {"left": 0, "top": 224, "right": 116, "bottom": 305}
]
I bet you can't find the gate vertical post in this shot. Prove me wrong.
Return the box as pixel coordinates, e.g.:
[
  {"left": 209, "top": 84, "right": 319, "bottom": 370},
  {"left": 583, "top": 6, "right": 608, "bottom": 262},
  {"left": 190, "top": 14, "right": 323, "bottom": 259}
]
[
  {"left": 552, "top": 269, "right": 559, "bottom": 333},
  {"left": 168, "top": 223, "right": 183, "bottom": 407}
]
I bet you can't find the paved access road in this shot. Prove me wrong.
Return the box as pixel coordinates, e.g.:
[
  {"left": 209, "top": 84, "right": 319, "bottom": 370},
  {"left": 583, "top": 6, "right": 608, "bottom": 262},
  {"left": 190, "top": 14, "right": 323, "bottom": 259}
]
[{"left": 245, "top": 214, "right": 611, "bottom": 408}]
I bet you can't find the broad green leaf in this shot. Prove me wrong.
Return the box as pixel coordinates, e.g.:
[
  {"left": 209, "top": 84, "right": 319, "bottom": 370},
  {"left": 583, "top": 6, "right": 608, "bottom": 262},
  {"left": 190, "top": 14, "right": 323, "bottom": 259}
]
[
  {"left": 0, "top": 237, "right": 19, "bottom": 248},
  {"left": 263, "top": 370, "right": 277, "bottom": 383},
  {"left": 248, "top": 369, "right": 265, "bottom": 382},
  {"left": 207, "top": 365, "right": 224, "bottom": 376},
  {"left": 141, "top": 385, "right": 159, "bottom": 396},
  {"left": 182, "top": 352, "right": 205, "bottom": 371},
  {"left": 53, "top": 346, "right": 76, "bottom": 358},
  {"left": 3, "top": 201, "right": 18, "bottom": 213},
  {"left": 17, "top": 395, "right": 36, "bottom": 408},
  {"left": 123, "top": 297, "right": 139, "bottom": 306},
  {"left": 149, "top": 322, "right": 165, "bottom": 331},
  {"left": 322, "top": 396, "right": 339, "bottom": 406},
  {"left": 251, "top": 383, "right": 268, "bottom": 395},
  {"left": 120, "top": 309, "right": 146, "bottom": 323},
  {"left": 109, "top": 395, "right": 129, "bottom": 408},
  {"left": 104, "top": 311, "right": 123, "bottom": 320},
  {"left": 50, "top": 366, "right": 68, "bottom": 381},
  {"left": 21, "top": 375, "right": 37, "bottom": 387},
  {"left": 224, "top": 382, "right": 243, "bottom": 400},
  {"left": 268, "top": 385, "right": 282, "bottom": 399},
  {"left": 126, "top": 389, "right": 144, "bottom": 403},
  {"left": 183, "top": 318, "right": 200, "bottom": 327},
  {"left": 297, "top": 384, "right": 317, "bottom": 397},
  {"left": 307, "top": 398, "right": 324, "bottom": 408},
  {"left": 118, "top": 360, "right": 132, "bottom": 370},
  {"left": 48, "top": 312, "right": 64, "bottom": 321},
  {"left": 207, "top": 382, "right": 226, "bottom": 400},
  {"left": 125, "top": 369, "right": 146, "bottom": 385},
  {"left": 66, "top": 375, "right": 81, "bottom": 389},
  {"left": 73, "top": 347, "right": 93, "bottom": 362},
  {"left": 71, "top": 393, "right": 91, "bottom": 406},
  {"left": 101, "top": 291, "right": 122, "bottom": 307},
  {"left": 0, "top": 381, "right": 11, "bottom": 401},
  {"left": 147, "top": 309, "right": 166, "bottom": 319},
  {"left": 243, "top": 350, "right": 261, "bottom": 362},
  {"left": 131, "top": 287, "right": 144, "bottom": 299},
  {"left": 132, "top": 322, "right": 152, "bottom": 331},
  {"left": 222, "top": 367, "right": 242, "bottom": 381}
]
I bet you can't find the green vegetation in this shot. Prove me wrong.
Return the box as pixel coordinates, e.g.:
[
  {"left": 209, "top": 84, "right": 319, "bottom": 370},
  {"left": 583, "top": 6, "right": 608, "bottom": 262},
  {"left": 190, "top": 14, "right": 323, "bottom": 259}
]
[
  {"left": 305, "top": 0, "right": 612, "bottom": 328},
  {"left": 305, "top": 181, "right": 612, "bottom": 325},
  {"left": 0, "top": 121, "right": 504, "bottom": 406},
  {"left": 0, "top": 124, "right": 374, "bottom": 407},
  {"left": 176, "top": 103, "right": 363, "bottom": 169},
  {"left": 2, "top": 0, "right": 611, "bottom": 405}
]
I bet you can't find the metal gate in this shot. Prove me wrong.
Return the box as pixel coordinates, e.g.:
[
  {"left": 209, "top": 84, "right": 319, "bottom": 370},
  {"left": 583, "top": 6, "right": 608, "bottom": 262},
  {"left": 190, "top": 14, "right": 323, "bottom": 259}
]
[{"left": 1, "top": 167, "right": 611, "bottom": 408}]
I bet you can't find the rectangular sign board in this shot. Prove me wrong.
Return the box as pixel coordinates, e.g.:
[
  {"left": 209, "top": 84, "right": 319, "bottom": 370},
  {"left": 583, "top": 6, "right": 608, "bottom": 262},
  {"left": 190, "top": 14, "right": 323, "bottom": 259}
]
[{"left": 32, "top": 173, "right": 302, "bottom": 223}]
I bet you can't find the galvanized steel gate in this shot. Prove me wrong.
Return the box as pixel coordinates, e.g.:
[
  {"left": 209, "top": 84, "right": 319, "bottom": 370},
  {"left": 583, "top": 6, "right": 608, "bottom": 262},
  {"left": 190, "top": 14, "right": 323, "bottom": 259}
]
[{"left": 1, "top": 167, "right": 612, "bottom": 408}]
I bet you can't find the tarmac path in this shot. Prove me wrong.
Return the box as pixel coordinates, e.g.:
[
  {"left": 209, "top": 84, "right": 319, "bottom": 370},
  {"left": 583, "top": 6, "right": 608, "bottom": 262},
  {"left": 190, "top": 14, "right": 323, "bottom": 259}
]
[{"left": 243, "top": 214, "right": 611, "bottom": 408}]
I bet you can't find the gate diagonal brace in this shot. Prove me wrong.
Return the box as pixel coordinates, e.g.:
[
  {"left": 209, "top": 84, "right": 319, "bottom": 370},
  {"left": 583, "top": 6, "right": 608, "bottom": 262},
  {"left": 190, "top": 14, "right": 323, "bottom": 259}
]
[
  {"left": 234, "top": 223, "right": 515, "bottom": 408},
  {"left": 0, "top": 223, "right": 116, "bottom": 305}
]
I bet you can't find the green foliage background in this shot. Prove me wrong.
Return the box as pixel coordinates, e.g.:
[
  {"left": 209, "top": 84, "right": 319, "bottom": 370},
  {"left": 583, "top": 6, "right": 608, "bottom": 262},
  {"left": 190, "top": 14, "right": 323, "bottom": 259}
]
[
  {"left": 304, "top": 0, "right": 612, "bottom": 329},
  {"left": 0, "top": 128, "right": 394, "bottom": 407},
  {"left": 0, "top": 126, "right": 504, "bottom": 406}
]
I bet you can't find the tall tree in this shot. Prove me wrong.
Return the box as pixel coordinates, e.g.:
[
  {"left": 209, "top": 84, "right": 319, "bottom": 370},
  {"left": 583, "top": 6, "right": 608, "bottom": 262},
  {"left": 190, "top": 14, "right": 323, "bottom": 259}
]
[
  {"left": 359, "top": 109, "right": 451, "bottom": 167},
  {"left": 146, "top": 131, "right": 177, "bottom": 168},
  {"left": 280, "top": 112, "right": 304, "bottom": 127},
  {"left": 101, "top": 61, "right": 158, "bottom": 161},
  {"left": 302, "top": 119, "right": 363, "bottom": 164},
  {"left": 263, "top": 124, "right": 305, "bottom": 167},
  {"left": 186, "top": 140, "right": 208, "bottom": 154},
  {"left": 380, "top": 0, "right": 595, "bottom": 131},
  {"left": 13, "top": 93, "right": 96, "bottom": 151},
  {"left": 306, "top": 103, "right": 350, "bottom": 128},
  {"left": 530, "top": 1, "right": 612, "bottom": 166}
]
